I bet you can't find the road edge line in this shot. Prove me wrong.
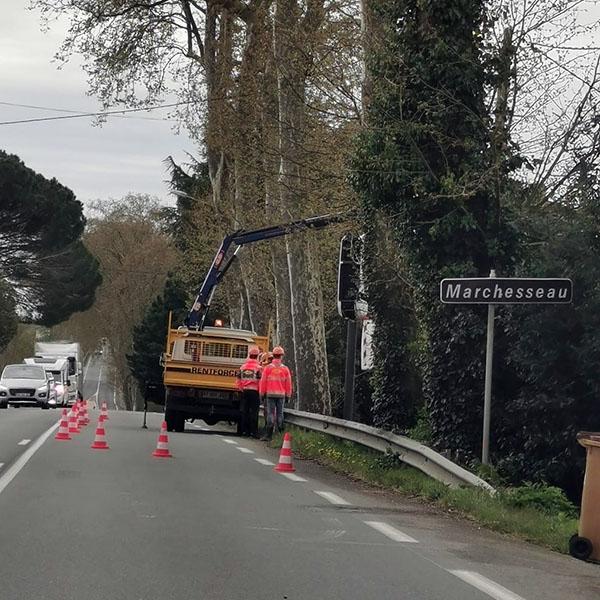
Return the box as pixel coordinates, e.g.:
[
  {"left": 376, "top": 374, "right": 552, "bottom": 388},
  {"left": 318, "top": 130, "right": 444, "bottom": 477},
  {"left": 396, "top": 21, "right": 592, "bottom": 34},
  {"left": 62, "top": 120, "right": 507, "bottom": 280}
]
[
  {"left": 0, "top": 422, "right": 59, "bottom": 496},
  {"left": 448, "top": 570, "right": 526, "bottom": 600}
]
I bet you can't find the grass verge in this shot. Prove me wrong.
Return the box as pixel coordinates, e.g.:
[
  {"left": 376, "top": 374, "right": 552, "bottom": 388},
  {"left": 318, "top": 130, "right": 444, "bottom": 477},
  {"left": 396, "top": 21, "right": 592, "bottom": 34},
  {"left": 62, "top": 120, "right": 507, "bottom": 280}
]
[{"left": 268, "top": 426, "right": 578, "bottom": 554}]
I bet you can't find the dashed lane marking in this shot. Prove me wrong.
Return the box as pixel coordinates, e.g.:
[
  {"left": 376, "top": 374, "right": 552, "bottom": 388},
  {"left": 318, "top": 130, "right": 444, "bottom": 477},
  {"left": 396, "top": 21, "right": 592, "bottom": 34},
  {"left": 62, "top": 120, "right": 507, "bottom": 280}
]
[
  {"left": 280, "top": 473, "right": 307, "bottom": 482},
  {"left": 222, "top": 439, "right": 238, "bottom": 445},
  {"left": 236, "top": 447, "right": 254, "bottom": 454},
  {"left": 0, "top": 423, "right": 59, "bottom": 496},
  {"left": 254, "top": 458, "right": 275, "bottom": 466},
  {"left": 17, "top": 439, "right": 31, "bottom": 446},
  {"left": 314, "top": 491, "right": 351, "bottom": 506},
  {"left": 448, "top": 570, "right": 526, "bottom": 600},
  {"left": 364, "top": 520, "right": 418, "bottom": 543}
]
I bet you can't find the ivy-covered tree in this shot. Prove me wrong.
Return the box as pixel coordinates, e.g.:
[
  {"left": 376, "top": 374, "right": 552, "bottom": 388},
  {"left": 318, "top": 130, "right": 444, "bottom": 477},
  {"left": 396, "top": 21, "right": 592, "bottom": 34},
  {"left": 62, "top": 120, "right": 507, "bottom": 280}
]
[
  {"left": 495, "top": 173, "right": 600, "bottom": 497},
  {"left": 352, "top": 0, "right": 516, "bottom": 459}
]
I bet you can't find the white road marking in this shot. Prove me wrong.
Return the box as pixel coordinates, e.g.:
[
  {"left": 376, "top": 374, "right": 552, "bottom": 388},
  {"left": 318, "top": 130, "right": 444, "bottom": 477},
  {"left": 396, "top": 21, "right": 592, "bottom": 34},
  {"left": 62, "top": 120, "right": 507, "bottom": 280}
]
[
  {"left": 236, "top": 447, "right": 254, "bottom": 454},
  {"left": 314, "top": 491, "right": 351, "bottom": 506},
  {"left": 94, "top": 367, "right": 103, "bottom": 405},
  {"left": 83, "top": 355, "right": 92, "bottom": 384},
  {"left": 17, "top": 439, "right": 31, "bottom": 446},
  {"left": 254, "top": 458, "right": 275, "bottom": 466},
  {"left": 0, "top": 463, "right": 4, "bottom": 470},
  {"left": 449, "top": 570, "right": 526, "bottom": 600},
  {"left": 364, "top": 520, "right": 418, "bottom": 543},
  {"left": 222, "top": 439, "right": 238, "bottom": 445},
  {"left": 0, "top": 423, "right": 59, "bottom": 496},
  {"left": 280, "top": 473, "right": 307, "bottom": 482}
]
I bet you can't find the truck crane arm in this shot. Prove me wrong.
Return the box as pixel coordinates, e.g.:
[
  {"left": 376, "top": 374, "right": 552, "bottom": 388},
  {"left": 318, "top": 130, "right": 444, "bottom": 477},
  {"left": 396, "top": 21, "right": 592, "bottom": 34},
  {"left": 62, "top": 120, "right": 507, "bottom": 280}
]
[{"left": 185, "top": 212, "right": 349, "bottom": 329}]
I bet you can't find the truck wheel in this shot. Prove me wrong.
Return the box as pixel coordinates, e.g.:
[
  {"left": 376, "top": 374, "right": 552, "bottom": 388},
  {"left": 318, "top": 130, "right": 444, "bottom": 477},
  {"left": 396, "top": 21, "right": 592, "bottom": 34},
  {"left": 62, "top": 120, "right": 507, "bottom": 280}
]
[
  {"left": 175, "top": 412, "right": 186, "bottom": 433},
  {"left": 165, "top": 409, "right": 176, "bottom": 432},
  {"left": 569, "top": 534, "right": 593, "bottom": 561}
]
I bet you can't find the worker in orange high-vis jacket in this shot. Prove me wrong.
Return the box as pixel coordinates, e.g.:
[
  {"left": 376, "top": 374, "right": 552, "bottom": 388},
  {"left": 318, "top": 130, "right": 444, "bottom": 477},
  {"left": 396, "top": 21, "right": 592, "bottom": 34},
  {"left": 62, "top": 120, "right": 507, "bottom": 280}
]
[
  {"left": 237, "top": 346, "right": 262, "bottom": 437},
  {"left": 259, "top": 346, "right": 292, "bottom": 440}
]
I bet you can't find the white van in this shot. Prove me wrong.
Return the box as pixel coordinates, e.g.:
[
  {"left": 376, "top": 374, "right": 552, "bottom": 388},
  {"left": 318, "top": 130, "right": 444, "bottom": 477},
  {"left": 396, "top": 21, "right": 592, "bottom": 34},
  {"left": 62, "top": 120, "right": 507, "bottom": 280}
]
[{"left": 23, "top": 357, "right": 71, "bottom": 406}]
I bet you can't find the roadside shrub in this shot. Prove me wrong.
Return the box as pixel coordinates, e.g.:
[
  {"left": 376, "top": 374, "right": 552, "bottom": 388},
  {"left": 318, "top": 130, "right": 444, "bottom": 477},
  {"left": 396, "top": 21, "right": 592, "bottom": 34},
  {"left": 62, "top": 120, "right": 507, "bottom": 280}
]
[{"left": 503, "top": 483, "right": 577, "bottom": 517}]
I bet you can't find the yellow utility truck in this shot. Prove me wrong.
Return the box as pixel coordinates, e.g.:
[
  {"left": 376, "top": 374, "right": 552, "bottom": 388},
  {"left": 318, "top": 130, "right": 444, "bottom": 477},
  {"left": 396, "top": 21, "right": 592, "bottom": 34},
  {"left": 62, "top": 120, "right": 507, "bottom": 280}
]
[
  {"left": 161, "top": 213, "right": 346, "bottom": 432},
  {"left": 162, "top": 318, "right": 267, "bottom": 432}
]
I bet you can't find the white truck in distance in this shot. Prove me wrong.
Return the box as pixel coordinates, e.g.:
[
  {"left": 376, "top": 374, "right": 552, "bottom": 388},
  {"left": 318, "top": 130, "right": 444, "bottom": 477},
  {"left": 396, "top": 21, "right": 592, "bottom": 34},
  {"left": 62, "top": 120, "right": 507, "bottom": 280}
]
[{"left": 34, "top": 342, "right": 82, "bottom": 406}]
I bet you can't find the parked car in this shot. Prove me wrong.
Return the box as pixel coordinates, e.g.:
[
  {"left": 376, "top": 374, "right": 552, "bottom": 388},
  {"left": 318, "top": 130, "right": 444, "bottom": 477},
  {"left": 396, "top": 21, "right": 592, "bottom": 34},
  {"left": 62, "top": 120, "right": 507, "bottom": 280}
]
[{"left": 0, "top": 364, "right": 54, "bottom": 409}]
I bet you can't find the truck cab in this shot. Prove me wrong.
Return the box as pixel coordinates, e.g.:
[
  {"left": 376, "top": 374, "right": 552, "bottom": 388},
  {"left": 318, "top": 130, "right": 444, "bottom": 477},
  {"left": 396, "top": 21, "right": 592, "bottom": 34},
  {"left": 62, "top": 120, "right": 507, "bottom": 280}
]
[{"left": 162, "top": 320, "right": 268, "bottom": 432}]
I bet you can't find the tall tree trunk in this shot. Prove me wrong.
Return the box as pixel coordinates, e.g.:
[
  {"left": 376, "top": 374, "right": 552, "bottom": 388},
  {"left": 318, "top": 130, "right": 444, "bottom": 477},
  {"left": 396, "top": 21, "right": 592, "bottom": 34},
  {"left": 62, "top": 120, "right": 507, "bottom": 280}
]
[
  {"left": 205, "top": 6, "right": 234, "bottom": 210},
  {"left": 259, "top": 25, "right": 296, "bottom": 368},
  {"left": 274, "top": 0, "right": 331, "bottom": 414}
]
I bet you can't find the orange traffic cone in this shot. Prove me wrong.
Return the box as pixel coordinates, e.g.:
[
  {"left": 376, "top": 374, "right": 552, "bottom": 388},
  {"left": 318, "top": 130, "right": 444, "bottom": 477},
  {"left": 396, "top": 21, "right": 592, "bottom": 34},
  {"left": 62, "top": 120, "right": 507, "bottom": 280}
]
[
  {"left": 90, "top": 418, "right": 110, "bottom": 450},
  {"left": 77, "top": 404, "right": 87, "bottom": 428},
  {"left": 274, "top": 432, "right": 295, "bottom": 472},
  {"left": 68, "top": 404, "right": 80, "bottom": 434},
  {"left": 54, "top": 408, "right": 71, "bottom": 441},
  {"left": 99, "top": 402, "right": 109, "bottom": 423},
  {"left": 152, "top": 421, "right": 172, "bottom": 458},
  {"left": 83, "top": 400, "right": 91, "bottom": 425}
]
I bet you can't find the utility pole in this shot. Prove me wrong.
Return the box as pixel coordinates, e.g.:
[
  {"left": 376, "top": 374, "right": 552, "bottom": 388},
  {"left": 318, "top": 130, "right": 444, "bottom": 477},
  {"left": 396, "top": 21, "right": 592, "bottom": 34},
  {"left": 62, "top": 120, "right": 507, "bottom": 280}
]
[
  {"left": 343, "top": 319, "right": 358, "bottom": 421},
  {"left": 481, "top": 269, "right": 496, "bottom": 465}
]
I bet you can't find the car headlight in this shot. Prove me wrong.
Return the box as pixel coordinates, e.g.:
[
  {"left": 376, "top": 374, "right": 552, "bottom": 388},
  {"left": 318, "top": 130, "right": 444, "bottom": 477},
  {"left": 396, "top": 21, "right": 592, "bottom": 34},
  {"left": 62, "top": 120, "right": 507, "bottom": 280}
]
[
  {"left": 0, "top": 390, "right": 7, "bottom": 397},
  {"left": 37, "top": 387, "right": 47, "bottom": 398}
]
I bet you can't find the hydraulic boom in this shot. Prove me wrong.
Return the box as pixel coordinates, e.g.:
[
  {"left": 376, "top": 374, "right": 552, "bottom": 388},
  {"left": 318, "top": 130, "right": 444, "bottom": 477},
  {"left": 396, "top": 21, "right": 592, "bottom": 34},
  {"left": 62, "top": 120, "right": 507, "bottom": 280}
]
[{"left": 185, "top": 212, "right": 349, "bottom": 329}]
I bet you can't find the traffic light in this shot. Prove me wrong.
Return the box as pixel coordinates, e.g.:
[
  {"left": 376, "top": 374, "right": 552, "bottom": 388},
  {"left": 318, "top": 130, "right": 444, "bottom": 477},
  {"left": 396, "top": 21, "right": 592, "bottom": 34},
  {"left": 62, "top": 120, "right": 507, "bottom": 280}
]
[{"left": 337, "top": 234, "right": 359, "bottom": 319}]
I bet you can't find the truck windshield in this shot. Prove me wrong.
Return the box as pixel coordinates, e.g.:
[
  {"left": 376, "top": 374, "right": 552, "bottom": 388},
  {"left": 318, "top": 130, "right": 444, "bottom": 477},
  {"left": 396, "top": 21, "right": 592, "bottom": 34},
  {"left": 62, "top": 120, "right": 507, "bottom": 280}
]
[{"left": 2, "top": 365, "right": 46, "bottom": 379}]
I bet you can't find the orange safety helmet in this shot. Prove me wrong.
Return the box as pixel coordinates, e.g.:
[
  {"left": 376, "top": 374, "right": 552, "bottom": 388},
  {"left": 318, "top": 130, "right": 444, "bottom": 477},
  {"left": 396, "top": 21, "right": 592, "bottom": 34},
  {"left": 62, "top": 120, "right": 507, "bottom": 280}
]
[
  {"left": 272, "top": 346, "right": 284, "bottom": 357},
  {"left": 248, "top": 346, "right": 260, "bottom": 358}
]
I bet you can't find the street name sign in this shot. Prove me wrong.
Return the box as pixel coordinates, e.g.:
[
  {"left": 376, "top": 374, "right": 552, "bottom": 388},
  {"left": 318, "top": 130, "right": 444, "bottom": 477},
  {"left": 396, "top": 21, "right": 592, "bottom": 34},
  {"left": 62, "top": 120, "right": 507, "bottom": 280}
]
[{"left": 440, "top": 277, "right": 573, "bottom": 305}]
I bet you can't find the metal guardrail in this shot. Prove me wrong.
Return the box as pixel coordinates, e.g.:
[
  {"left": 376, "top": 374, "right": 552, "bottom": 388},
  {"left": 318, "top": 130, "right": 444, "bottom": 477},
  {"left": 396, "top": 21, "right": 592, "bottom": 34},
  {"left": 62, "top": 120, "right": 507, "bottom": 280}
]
[{"left": 284, "top": 408, "right": 495, "bottom": 493}]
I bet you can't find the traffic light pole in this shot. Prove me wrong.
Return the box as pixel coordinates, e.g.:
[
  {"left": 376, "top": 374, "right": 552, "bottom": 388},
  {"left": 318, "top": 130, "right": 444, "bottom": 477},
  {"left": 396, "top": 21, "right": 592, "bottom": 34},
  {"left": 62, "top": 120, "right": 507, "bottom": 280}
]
[{"left": 343, "top": 319, "right": 358, "bottom": 421}]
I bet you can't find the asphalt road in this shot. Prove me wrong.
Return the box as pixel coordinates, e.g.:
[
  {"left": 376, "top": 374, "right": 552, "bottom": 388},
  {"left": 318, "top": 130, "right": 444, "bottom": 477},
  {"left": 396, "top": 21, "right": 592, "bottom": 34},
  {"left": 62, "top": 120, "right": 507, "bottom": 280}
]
[
  {"left": 82, "top": 353, "right": 118, "bottom": 410},
  {"left": 0, "top": 411, "right": 598, "bottom": 600}
]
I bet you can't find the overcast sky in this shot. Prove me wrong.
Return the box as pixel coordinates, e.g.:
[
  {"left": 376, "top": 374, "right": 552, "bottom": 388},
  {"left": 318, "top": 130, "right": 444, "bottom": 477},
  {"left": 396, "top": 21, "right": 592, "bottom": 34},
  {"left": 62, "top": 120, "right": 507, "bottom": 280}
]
[{"left": 0, "top": 2, "right": 196, "bottom": 206}]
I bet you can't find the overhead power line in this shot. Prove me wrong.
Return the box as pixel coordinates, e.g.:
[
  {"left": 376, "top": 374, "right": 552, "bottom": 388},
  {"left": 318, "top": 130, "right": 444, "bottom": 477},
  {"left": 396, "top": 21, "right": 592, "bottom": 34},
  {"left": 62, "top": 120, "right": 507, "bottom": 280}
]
[
  {"left": 0, "top": 101, "right": 191, "bottom": 125},
  {"left": 0, "top": 100, "right": 177, "bottom": 122}
]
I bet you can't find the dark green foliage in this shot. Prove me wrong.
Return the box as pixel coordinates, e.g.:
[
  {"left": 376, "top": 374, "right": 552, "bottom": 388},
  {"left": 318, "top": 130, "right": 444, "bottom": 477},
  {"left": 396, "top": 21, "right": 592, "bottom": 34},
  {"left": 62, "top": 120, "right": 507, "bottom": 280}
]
[
  {"left": 0, "top": 150, "right": 100, "bottom": 325},
  {"left": 128, "top": 275, "right": 189, "bottom": 398},
  {"left": 353, "top": 0, "right": 506, "bottom": 457},
  {"left": 503, "top": 483, "right": 577, "bottom": 518},
  {"left": 36, "top": 241, "right": 102, "bottom": 327},
  {"left": 0, "top": 282, "right": 17, "bottom": 352},
  {"left": 362, "top": 216, "right": 421, "bottom": 431},
  {"left": 494, "top": 190, "right": 600, "bottom": 498}
]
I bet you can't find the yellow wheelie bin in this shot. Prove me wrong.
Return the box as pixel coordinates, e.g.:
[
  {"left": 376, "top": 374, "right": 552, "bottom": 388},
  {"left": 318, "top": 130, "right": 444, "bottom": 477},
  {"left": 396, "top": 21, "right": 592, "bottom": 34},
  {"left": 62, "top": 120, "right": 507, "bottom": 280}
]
[{"left": 570, "top": 432, "right": 600, "bottom": 561}]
